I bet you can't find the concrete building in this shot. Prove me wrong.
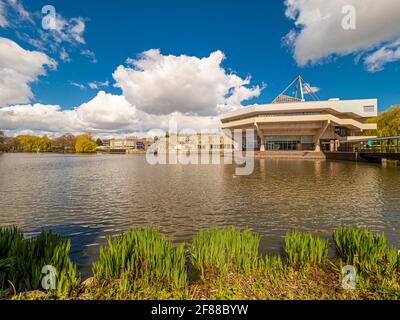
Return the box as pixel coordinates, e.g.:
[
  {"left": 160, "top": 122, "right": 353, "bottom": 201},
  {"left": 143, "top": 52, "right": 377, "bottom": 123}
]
[
  {"left": 109, "top": 137, "right": 153, "bottom": 152},
  {"left": 220, "top": 76, "right": 378, "bottom": 153},
  {"left": 150, "top": 133, "right": 236, "bottom": 154}
]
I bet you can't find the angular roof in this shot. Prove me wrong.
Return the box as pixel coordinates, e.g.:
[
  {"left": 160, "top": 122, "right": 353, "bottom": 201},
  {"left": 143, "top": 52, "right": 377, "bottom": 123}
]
[{"left": 272, "top": 75, "right": 320, "bottom": 104}]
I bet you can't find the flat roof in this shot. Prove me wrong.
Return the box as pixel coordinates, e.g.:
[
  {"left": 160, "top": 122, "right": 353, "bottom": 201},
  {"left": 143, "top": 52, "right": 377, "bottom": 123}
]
[{"left": 221, "top": 98, "right": 378, "bottom": 122}]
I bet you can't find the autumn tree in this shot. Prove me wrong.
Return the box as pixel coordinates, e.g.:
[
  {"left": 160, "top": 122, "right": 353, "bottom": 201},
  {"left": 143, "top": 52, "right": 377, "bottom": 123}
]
[
  {"left": 75, "top": 134, "right": 97, "bottom": 153},
  {"left": 365, "top": 106, "right": 400, "bottom": 137},
  {"left": 16, "top": 135, "right": 53, "bottom": 152}
]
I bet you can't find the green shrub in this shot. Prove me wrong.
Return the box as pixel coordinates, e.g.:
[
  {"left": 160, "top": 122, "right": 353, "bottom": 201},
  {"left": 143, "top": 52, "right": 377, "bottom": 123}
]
[
  {"left": 92, "top": 228, "right": 187, "bottom": 291},
  {"left": 0, "top": 227, "right": 79, "bottom": 296},
  {"left": 334, "top": 226, "right": 398, "bottom": 277},
  {"left": 191, "top": 227, "right": 260, "bottom": 277},
  {"left": 284, "top": 231, "right": 328, "bottom": 269}
]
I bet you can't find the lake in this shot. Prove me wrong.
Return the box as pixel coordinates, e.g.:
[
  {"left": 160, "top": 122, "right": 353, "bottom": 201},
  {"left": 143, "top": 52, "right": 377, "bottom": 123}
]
[{"left": 0, "top": 153, "right": 399, "bottom": 277}]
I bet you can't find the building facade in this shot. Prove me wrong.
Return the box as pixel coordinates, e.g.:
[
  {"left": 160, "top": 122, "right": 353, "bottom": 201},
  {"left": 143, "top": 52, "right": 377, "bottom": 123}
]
[
  {"left": 150, "top": 133, "right": 236, "bottom": 154},
  {"left": 109, "top": 137, "right": 153, "bottom": 152},
  {"left": 220, "top": 76, "right": 378, "bottom": 152}
]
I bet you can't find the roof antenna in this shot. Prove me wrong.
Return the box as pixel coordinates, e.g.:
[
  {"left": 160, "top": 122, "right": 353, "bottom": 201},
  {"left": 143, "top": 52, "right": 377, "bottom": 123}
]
[{"left": 272, "top": 75, "right": 320, "bottom": 104}]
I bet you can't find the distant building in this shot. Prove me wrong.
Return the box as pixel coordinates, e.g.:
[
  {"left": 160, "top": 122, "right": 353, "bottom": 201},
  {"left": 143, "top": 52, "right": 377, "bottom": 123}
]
[
  {"left": 149, "top": 133, "right": 236, "bottom": 154},
  {"left": 102, "top": 139, "right": 110, "bottom": 147},
  {"left": 109, "top": 137, "right": 153, "bottom": 153}
]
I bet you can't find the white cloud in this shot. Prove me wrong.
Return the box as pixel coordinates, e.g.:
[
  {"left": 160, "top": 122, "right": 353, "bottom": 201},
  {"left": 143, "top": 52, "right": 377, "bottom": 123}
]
[
  {"left": 60, "top": 47, "right": 71, "bottom": 62},
  {"left": 364, "top": 39, "right": 400, "bottom": 72},
  {"left": 2, "top": 0, "right": 95, "bottom": 64},
  {"left": 0, "top": 1, "right": 8, "bottom": 27},
  {"left": 0, "top": 50, "right": 259, "bottom": 135},
  {"left": 0, "top": 92, "right": 136, "bottom": 133},
  {"left": 68, "top": 81, "right": 85, "bottom": 91},
  {"left": 303, "top": 83, "right": 320, "bottom": 94},
  {"left": 73, "top": 91, "right": 138, "bottom": 132},
  {"left": 46, "top": 15, "right": 86, "bottom": 45},
  {"left": 80, "top": 49, "right": 97, "bottom": 63},
  {"left": 0, "top": 103, "right": 70, "bottom": 132},
  {"left": 283, "top": 0, "right": 400, "bottom": 71},
  {"left": 0, "top": 37, "right": 56, "bottom": 106},
  {"left": 88, "top": 80, "right": 109, "bottom": 90},
  {"left": 0, "top": 91, "right": 220, "bottom": 135},
  {"left": 6, "top": 0, "right": 33, "bottom": 25},
  {"left": 113, "top": 49, "right": 262, "bottom": 116}
]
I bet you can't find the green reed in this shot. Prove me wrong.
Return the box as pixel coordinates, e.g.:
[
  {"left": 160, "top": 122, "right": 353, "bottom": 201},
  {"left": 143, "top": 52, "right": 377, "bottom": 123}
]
[
  {"left": 92, "top": 228, "right": 187, "bottom": 291},
  {"left": 190, "top": 227, "right": 260, "bottom": 277},
  {"left": 0, "top": 227, "right": 78, "bottom": 295},
  {"left": 333, "top": 226, "right": 398, "bottom": 277},
  {"left": 0, "top": 227, "right": 23, "bottom": 291},
  {"left": 284, "top": 231, "right": 328, "bottom": 269}
]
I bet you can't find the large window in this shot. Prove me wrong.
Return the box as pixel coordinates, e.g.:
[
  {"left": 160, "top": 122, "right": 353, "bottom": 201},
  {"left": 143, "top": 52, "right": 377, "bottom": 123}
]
[{"left": 265, "top": 136, "right": 314, "bottom": 151}]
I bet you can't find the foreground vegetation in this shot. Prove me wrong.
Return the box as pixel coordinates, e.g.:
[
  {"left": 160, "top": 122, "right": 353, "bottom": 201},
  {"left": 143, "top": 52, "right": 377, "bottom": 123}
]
[
  {"left": 0, "top": 227, "right": 78, "bottom": 298},
  {"left": 0, "top": 226, "right": 399, "bottom": 300}
]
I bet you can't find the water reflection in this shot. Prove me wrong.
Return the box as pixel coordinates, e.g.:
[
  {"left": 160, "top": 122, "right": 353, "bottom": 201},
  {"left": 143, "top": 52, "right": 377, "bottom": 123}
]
[{"left": 0, "top": 153, "right": 399, "bottom": 277}]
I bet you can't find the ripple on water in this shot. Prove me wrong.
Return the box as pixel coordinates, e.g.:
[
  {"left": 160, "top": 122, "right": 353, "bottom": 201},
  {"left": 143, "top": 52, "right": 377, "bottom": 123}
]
[{"left": 0, "top": 153, "right": 399, "bottom": 277}]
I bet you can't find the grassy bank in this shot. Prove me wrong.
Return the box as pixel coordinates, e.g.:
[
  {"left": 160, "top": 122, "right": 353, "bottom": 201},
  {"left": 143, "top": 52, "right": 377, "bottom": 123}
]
[{"left": 0, "top": 226, "right": 399, "bottom": 300}]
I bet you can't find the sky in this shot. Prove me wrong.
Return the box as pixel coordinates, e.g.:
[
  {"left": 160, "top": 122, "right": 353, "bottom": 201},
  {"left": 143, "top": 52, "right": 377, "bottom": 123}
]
[{"left": 0, "top": 0, "right": 399, "bottom": 136}]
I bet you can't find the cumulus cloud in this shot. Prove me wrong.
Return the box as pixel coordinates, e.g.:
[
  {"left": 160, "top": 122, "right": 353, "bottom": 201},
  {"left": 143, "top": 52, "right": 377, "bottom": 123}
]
[
  {"left": 113, "top": 49, "right": 262, "bottom": 116},
  {"left": 0, "top": 37, "right": 56, "bottom": 106},
  {"left": 74, "top": 91, "right": 138, "bottom": 131},
  {"left": 1, "top": 50, "right": 259, "bottom": 135},
  {"left": 0, "top": 103, "right": 70, "bottom": 132},
  {"left": 283, "top": 0, "right": 400, "bottom": 71},
  {"left": 0, "top": 92, "right": 133, "bottom": 133},
  {"left": 0, "top": 91, "right": 219, "bottom": 134}
]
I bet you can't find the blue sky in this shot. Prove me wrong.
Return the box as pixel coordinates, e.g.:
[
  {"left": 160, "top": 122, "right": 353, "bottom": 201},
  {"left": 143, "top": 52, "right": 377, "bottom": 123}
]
[{"left": 0, "top": 0, "right": 399, "bottom": 135}]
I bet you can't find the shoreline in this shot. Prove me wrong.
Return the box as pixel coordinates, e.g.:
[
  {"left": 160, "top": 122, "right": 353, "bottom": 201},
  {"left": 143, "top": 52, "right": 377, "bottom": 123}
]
[{"left": 1, "top": 226, "right": 399, "bottom": 300}]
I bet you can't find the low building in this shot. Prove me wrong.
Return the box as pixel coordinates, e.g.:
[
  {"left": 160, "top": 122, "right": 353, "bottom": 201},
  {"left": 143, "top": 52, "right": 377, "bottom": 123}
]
[
  {"left": 109, "top": 137, "right": 153, "bottom": 153},
  {"left": 220, "top": 76, "right": 378, "bottom": 152},
  {"left": 149, "top": 133, "right": 236, "bottom": 154}
]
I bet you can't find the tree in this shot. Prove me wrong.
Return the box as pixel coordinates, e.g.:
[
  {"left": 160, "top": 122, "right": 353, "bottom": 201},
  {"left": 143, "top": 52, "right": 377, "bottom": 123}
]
[
  {"left": 96, "top": 138, "right": 103, "bottom": 146},
  {"left": 75, "top": 134, "right": 97, "bottom": 153},
  {"left": 15, "top": 135, "right": 53, "bottom": 152},
  {"left": 365, "top": 106, "right": 400, "bottom": 137},
  {"left": 2, "top": 137, "right": 22, "bottom": 152},
  {"left": 0, "top": 131, "right": 4, "bottom": 151},
  {"left": 16, "top": 135, "right": 39, "bottom": 152},
  {"left": 38, "top": 136, "right": 52, "bottom": 152}
]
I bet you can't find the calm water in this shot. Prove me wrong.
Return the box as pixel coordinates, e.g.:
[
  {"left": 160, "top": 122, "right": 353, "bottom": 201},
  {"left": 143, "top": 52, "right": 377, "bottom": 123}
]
[{"left": 0, "top": 153, "right": 399, "bottom": 277}]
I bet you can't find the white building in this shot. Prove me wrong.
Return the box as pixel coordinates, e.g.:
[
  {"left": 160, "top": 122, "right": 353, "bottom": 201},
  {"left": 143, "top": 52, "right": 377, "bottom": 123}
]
[{"left": 220, "top": 76, "right": 378, "bottom": 152}]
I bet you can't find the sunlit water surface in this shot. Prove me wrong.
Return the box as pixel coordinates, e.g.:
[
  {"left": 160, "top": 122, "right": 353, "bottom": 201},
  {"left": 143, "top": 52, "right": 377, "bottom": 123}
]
[{"left": 0, "top": 153, "right": 399, "bottom": 277}]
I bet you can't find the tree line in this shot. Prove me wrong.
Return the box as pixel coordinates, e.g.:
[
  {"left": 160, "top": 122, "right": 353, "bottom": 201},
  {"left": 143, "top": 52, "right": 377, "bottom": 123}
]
[
  {"left": 365, "top": 105, "right": 400, "bottom": 137},
  {"left": 1, "top": 106, "right": 398, "bottom": 153},
  {"left": 0, "top": 133, "right": 98, "bottom": 153}
]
